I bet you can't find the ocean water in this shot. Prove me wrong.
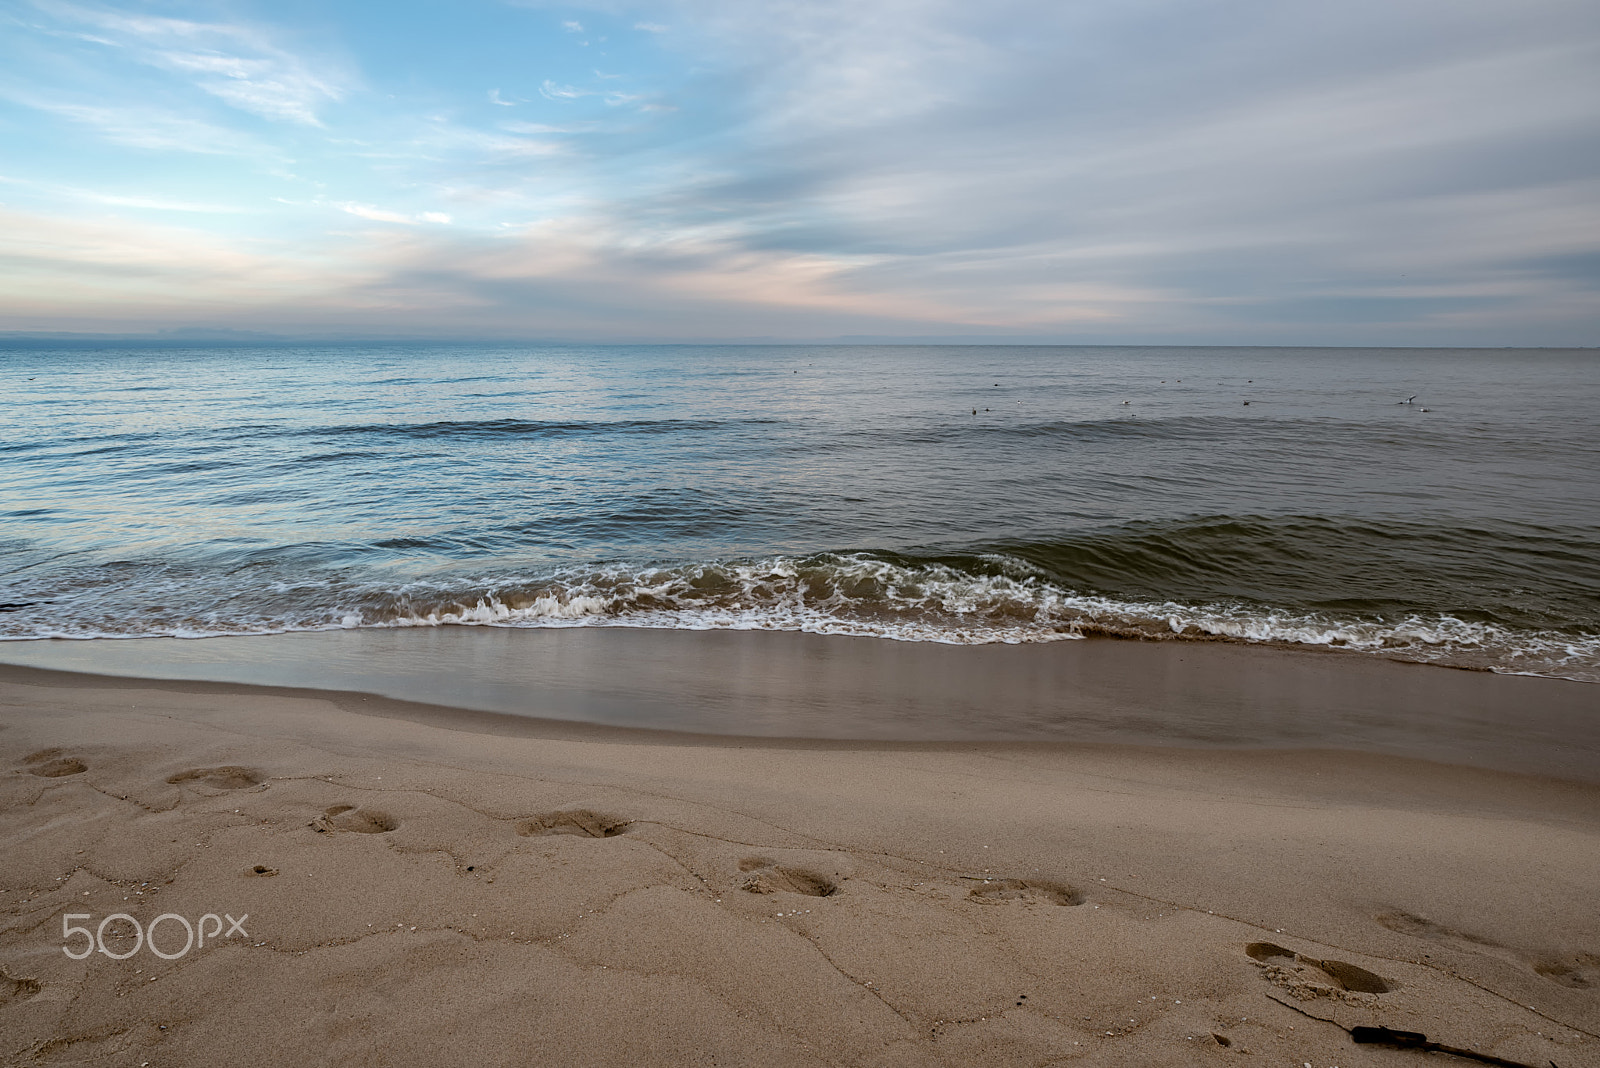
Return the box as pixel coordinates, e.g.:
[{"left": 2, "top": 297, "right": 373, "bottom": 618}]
[{"left": 2, "top": 343, "right": 1597, "bottom": 682}]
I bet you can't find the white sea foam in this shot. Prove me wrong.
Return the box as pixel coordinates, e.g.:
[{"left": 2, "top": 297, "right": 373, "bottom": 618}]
[
  {"left": 321, "top": 555, "right": 1600, "bottom": 682},
  {"left": 3, "top": 553, "right": 1596, "bottom": 683}
]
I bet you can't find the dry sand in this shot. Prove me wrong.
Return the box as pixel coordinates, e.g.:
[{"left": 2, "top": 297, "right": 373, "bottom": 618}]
[{"left": 1, "top": 644, "right": 1597, "bottom": 1067}]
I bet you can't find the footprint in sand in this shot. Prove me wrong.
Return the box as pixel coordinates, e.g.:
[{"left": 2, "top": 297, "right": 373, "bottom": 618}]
[
  {"left": 166, "top": 766, "right": 264, "bottom": 790},
  {"left": 0, "top": 969, "right": 41, "bottom": 1006},
  {"left": 311, "top": 804, "right": 398, "bottom": 834},
  {"left": 20, "top": 749, "right": 86, "bottom": 778},
  {"left": 1534, "top": 953, "right": 1600, "bottom": 989},
  {"left": 1376, "top": 910, "right": 1503, "bottom": 950},
  {"left": 968, "top": 879, "right": 1083, "bottom": 907},
  {"left": 738, "top": 858, "right": 838, "bottom": 897},
  {"left": 1246, "top": 941, "right": 1393, "bottom": 997},
  {"left": 517, "top": 810, "right": 630, "bottom": 839},
  {"left": 1375, "top": 909, "right": 1591, "bottom": 987}
]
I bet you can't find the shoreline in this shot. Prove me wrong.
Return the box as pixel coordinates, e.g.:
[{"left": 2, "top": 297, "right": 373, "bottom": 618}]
[
  {"left": 0, "top": 660, "right": 1596, "bottom": 1066},
  {"left": 1, "top": 627, "right": 1596, "bottom": 782}
]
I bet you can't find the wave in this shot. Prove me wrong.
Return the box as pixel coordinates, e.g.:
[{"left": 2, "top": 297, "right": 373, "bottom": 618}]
[
  {"left": 304, "top": 418, "right": 781, "bottom": 442},
  {"left": 4, "top": 547, "right": 1596, "bottom": 683},
  {"left": 876, "top": 415, "right": 1258, "bottom": 445},
  {"left": 985, "top": 516, "right": 1600, "bottom": 630},
  {"left": 1, "top": 413, "right": 1372, "bottom": 459}
]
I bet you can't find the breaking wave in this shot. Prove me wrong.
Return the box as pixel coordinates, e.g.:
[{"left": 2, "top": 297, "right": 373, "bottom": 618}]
[{"left": 4, "top": 549, "right": 1596, "bottom": 683}]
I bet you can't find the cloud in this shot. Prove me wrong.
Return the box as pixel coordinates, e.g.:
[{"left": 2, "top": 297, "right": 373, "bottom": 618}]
[
  {"left": 536, "top": 78, "right": 657, "bottom": 110},
  {"left": 499, "top": 120, "right": 602, "bottom": 134},
  {"left": 34, "top": 1, "right": 347, "bottom": 125},
  {"left": 4, "top": 0, "right": 1596, "bottom": 342},
  {"left": 2, "top": 185, "right": 1591, "bottom": 343},
  {"left": 2, "top": 93, "right": 256, "bottom": 155},
  {"left": 426, "top": 123, "right": 573, "bottom": 160},
  {"left": 0, "top": 206, "right": 334, "bottom": 325},
  {"left": 539, "top": 80, "right": 589, "bottom": 100},
  {"left": 657, "top": 0, "right": 991, "bottom": 129},
  {"left": 543, "top": 0, "right": 1599, "bottom": 341},
  {"left": 335, "top": 202, "right": 413, "bottom": 224},
  {"left": 562, "top": 20, "right": 584, "bottom": 32},
  {"left": 13, "top": 181, "right": 245, "bottom": 214},
  {"left": 333, "top": 203, "right": 453, "bottom": 225}
]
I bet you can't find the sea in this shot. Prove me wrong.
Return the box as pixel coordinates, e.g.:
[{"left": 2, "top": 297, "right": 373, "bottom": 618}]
[{"left": 2, "top": 343, "right": 1597, "bottom": 684}]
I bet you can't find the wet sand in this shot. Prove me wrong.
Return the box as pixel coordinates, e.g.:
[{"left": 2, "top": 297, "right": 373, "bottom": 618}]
[
  {"left": 0, "top": 635, "right": 1597, "bottom": 1067},
  {"left": 1, "top": 628, "right": 1597, "bottom": 779}
]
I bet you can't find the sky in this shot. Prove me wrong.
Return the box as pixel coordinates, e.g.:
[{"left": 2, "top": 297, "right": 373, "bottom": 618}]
[{"left": 1, "top": 0, "right": 1597, "bottom": 345}]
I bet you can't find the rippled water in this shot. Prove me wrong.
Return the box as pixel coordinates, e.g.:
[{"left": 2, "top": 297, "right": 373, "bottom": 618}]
[{"left": 2, "top": 343, "right": 1597, "bottom": 680}]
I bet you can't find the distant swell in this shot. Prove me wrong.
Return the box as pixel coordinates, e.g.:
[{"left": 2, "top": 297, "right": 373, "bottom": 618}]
[{"left": 308, "top": 418, "right": 777, "bottom": 442}]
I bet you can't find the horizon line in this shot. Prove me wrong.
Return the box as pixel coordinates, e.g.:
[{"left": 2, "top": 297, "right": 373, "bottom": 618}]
[{"left": 2, "top": 332, "right": 1596, "bottom": 351}]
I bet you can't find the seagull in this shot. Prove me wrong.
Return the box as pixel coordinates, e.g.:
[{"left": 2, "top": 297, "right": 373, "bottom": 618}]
[{"left": 1398, "top": 395, "right": 1417, "bottom": 405}]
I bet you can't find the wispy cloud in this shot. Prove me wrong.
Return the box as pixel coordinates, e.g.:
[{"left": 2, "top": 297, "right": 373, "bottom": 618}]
[
  {"left": 333, "top": 202, "right": 452, "bottom": 226},
  {"left": 422, "top": 122, "right": 573, "bottom": 161},
  {"left": 663, "top": 0, "right": 989, "bottom": 129},
  {"left": 539, "top": 80, "right": 588, "bottom": 100},
  {"left": 2, "top": 93, "right": 254, "bottom": 154},
  {"left": 499, "top": 120, "right": 603, "bottom": 134},
  {"left": 537, "top": 79, "right": 652, "bottom": 108},
  {"left": 0, "top": 174, "right": 245, "bottom": 213},
  {"left": 149, "top": 48, "right": 340, "bottom": 125},
  {"left": 35, "top": 1, "right": 347, "bottom": 125}
]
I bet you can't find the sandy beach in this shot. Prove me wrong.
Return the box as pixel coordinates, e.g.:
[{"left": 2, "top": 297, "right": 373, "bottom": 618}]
[
  {"left": 1, "top": 635, "right": 1596, "bottom": 1066},
  {"left": 7, "top": 0, "right": 1599, "bottom": 1057}
]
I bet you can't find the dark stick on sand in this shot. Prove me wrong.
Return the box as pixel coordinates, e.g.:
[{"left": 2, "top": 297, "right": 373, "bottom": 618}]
[{"left": 1265, "top": 992, "right": 1560, "bottom": 1068}]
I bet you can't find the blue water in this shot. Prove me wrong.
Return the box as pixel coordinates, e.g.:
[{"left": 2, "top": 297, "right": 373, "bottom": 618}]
[{"left": 2, "top": 343, "right": 1597, "bottom": 681}]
